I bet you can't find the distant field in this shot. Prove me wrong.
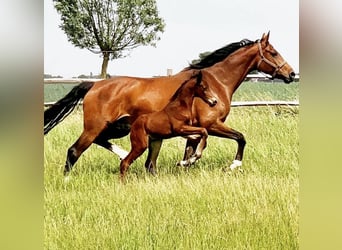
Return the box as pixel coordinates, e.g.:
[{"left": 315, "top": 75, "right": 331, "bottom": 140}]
[
  {"left": 234, "top": 81, "right": 299, "bottom": 101},
  {"left": 44, "top": 82, "right": 299, "bottom": 249},
  {"left": 44, "top": 83, "right": 78, "bottom": 102},
  {"left": 44, "top": 81, "right": 299, "bottom": 102}
]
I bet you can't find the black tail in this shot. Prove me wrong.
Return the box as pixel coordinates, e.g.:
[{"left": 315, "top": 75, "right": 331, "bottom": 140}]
[{"left": 44, "top": 81, "right": 95, "bottom": 135}]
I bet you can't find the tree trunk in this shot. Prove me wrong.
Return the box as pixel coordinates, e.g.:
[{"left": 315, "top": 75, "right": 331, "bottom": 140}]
[{"left": 101, "top": 52, "right": 110, "bottom": 79}]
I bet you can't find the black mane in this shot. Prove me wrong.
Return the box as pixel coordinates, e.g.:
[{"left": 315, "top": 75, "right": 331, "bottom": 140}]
[{"left": 185, "top": 39, "right": 255, "bottom": 70}]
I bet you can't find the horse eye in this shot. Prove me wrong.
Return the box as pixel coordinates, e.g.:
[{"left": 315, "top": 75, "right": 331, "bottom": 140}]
[{"left": 271, "top": 51, "right": 278, "bottom": 56}]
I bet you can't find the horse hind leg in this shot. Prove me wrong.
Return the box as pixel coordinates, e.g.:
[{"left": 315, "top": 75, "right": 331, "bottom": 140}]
[
  {"left": 94, "top": 138, "right": 129, "bottom": 160},
  {"left": 64, "top": 129, "right": 100, "bottom": 176},
  {"left": 93, "top": 117, "right": 131, "bottom": 159}
]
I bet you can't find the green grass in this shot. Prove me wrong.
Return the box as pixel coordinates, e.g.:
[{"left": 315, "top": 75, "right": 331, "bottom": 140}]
[{"left": 44, "top": 104, "right": 299, "bottom": 249}]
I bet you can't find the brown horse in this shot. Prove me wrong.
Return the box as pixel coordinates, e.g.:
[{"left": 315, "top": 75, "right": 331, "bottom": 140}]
[
  {"left": 120, "top": 70, "right": 217, "bottom": 179},
  {"left": 44, "top": 32, "right": 295, "bottom": 176}
]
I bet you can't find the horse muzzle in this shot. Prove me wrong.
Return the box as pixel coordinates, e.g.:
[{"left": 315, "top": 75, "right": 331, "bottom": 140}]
[
  {"left": 277, "top": 71, "right": 295, "bottom": 84},
  {"left": 283, "top": 71, "right": 296, "bottom": 84}
]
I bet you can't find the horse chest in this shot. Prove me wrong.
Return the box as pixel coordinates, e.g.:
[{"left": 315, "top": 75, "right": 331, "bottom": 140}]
[{"left": 217, "top": 100, "right": 231, "bottom": 117}]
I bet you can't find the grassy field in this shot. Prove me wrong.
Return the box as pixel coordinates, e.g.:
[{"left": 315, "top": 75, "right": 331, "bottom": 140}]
[{"left": 44, "top": 82, "right": 299, "bottom": 249}]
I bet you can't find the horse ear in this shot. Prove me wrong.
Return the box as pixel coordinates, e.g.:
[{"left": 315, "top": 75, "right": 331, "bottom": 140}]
[
  {"left": 261, "top": 32, "right": 266, "bottom": 40},
  {"left": 261, "top": 31, "right": 270, "bottom": 45},
  {"left": 265, "top": 31, "right": 270, "bottom": 41}
]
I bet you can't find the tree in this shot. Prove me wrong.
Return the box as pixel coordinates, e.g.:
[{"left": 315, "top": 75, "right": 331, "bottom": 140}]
[
  {"left": 54, "top": 0, "right": 165, "bottom": 78},
  {"left": 191, "top": 51, "right": 211, "bottom": 65}
]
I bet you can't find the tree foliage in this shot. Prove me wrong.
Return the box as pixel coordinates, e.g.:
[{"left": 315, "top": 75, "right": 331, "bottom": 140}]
[
  {"left": 53, "top": 0, "right": 165, "bottom": 77},
  {"left": 191, "top": 51, "right": 211, "bottom": 65}
]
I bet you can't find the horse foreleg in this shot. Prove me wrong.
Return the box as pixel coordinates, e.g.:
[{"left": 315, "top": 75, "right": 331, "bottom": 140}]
[
  {"left": 207, "top": 122, "right": 246, "bottom": 171},
  {"left": 176, "top": 126, "right": 208, "bottom": 167},
  {"left": 144, "top": 139, "right": 163, "bottom": 176},
  {"left": 187, "top": 134, "right": 208, "bottom": 165},
  {"left": 120, "top": 123, "right": 148, "bottom": 181},
  {"left": 182, "top": 138, "right": 201, "bottom": 161},
  {"left": 120, "top": 147, "right": 146, "bottom": 182}
]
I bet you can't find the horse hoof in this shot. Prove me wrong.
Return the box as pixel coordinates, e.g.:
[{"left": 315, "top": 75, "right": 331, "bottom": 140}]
[
  {"left": 148, "top": 169, "right": 157, "bottom": 176},
  {"left": 189, "top": 156, "right": 197, "bottom": 165},
  {"left": 64, "top": 175, "right": 71, "bottom": 183},
  {"left": 177, "top": 160, "right": 189, "bottom": 167}
]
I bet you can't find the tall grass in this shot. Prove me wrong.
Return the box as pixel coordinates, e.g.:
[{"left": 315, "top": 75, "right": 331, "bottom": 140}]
[{"left": 44, "top": 104, "right": 298, "bottom": 249}]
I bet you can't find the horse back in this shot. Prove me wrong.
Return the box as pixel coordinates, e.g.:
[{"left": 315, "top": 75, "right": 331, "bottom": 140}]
[{"left": 82, "top": 72, "right": 197, "bottom": 123}]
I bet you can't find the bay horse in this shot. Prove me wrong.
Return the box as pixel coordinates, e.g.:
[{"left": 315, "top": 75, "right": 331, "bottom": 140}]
[
  {"left": 120, "top": 70, "right": 217, "bottom": 179},
  {"left": 44, "top": 32, "right": 295, "bottom": 176}
]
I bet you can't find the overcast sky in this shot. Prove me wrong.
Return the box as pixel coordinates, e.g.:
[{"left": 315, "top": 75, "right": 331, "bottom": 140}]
[{"left": 44, "top": 0, "right": 299, "bottom": 78}]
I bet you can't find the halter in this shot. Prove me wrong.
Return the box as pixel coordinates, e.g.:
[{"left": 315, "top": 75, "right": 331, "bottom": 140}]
[{"left": 257, "top": 40, "right": 286, "bottom": 78}]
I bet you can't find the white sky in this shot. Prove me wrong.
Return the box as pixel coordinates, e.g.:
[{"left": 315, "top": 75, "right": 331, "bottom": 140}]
[{"left": 44, "top": 0, "right": 299, "bottom": 78}]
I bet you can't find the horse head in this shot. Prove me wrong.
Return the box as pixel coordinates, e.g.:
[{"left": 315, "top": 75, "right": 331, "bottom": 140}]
[
  {"left": 256, "top": 31, "right": 296, "bottom": 83},
  {"left": 194, "top": 71, "right": 218, "bottom": 107}
]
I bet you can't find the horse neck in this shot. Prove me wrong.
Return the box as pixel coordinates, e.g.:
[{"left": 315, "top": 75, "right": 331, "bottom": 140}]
[
  {"left": 172, "top": 80, "right": 197, "bottom": 109},
  {"left": 209, "top": 45, "right": 259, "bottom": 95}
]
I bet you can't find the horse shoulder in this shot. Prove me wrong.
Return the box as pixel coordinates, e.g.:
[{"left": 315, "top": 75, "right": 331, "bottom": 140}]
[{"left": 192, "top": 97, "right": 230, "bottom": 127}]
